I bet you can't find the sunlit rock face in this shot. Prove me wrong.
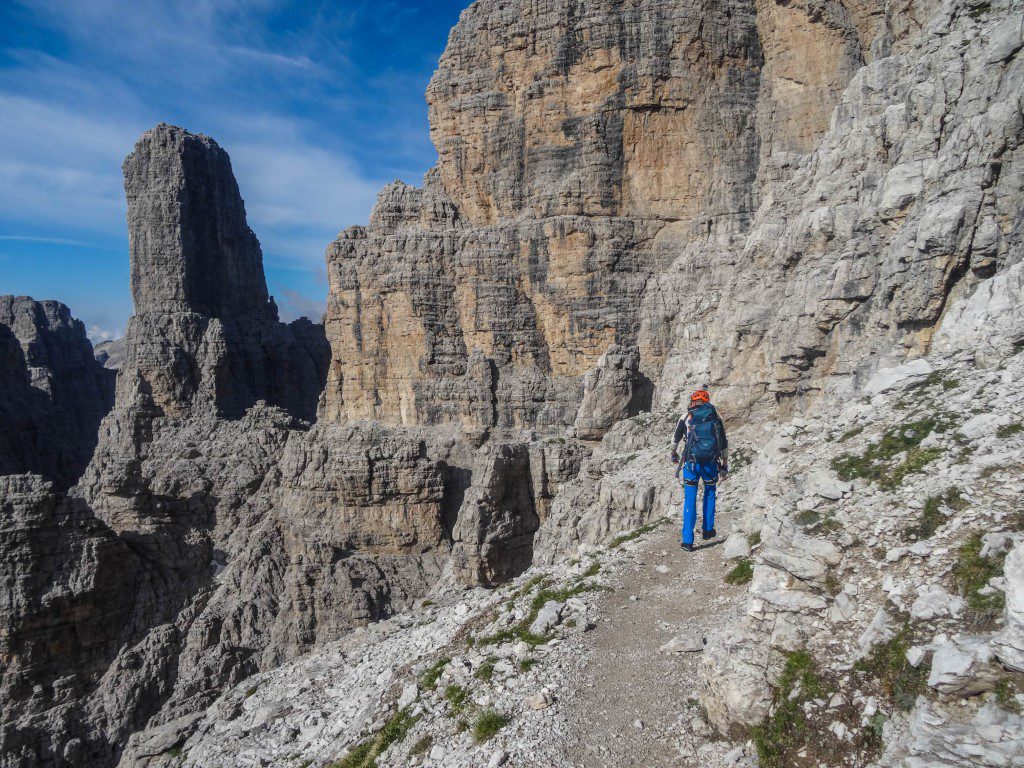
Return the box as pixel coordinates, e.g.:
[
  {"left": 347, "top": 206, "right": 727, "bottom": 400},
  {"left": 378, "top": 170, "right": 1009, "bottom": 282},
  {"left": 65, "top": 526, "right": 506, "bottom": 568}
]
[{"left": 321, "top": 0, "right": 991, "bottom": 430}]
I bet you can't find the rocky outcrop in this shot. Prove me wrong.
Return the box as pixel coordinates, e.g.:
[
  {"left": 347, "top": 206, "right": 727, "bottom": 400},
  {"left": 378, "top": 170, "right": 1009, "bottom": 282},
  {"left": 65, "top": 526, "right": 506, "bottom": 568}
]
[
  {"left": 93, "top": 339, "right": 125, "bottom": 370},
  {"left": 573, "top": 345, "right": 652, "bottom": 441},
  {"left": 0, "top": 476, "right": 139, "bottom": 767},
  {"left": 119, "top": 123, "right": 328, "bottom": 421},
  {"left": 5, "top": 0, "right": 1024, "bottom": 766},
  {"left": 451, "top": 442, "right": 540, "bottom": 586},
  {"left": 0, "top": 297, "right": 115, "bottom": 488}
]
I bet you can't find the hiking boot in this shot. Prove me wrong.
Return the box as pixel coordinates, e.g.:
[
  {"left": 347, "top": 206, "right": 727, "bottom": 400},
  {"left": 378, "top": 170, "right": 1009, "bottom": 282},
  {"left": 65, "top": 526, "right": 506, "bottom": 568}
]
[
  {"left": 701, "top": 528, "right": 717, "bottom": 540},
  {"left": 680, "top": 542, "right": 694, "bottom": 552}
]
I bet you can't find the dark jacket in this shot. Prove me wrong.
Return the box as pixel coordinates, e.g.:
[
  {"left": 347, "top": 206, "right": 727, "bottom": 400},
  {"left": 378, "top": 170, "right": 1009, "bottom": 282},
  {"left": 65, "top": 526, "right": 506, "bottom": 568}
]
[{"left": 671, "top": 403, "right": 728, "bottom": 461}]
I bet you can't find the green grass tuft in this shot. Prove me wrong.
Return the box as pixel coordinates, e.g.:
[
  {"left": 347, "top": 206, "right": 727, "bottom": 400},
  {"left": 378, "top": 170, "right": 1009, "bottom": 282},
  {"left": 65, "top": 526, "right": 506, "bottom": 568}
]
[
  {"left": 905, "top": 487, "right": 968, "bottom": 541},
  {"left": 444, "top": 683, "right": 470, "bottom": 715},
  {"left": 854, "top": 626, "right": 926, "bottom": 712},
  {"left": 831, "top": 417, "right": 950, "bottom": 488},
  {"left": 953, "top": 533, "right": 1007, "bottom": 627},
  {"left": 478, "top": 575, "right": 607, "bottom": 648},
  {"left": 747, "top": 530, "right": 762, "bottom": 547},
  {"left": 838, "top": 425, "right": 864, "bottom": 443},
  {"left": 752, "top": 651, "right": 826, "bottom": 768},
  {"left": 329, "top": 708, "right": 419, "bottom": 768},
  {"left": 474, "top": 658, "right": 496, "bottom": 682},
  {"left": 997, "top": 422, "right": 1024, "bottom": 439},
  {"left": 725, "top": 558, "right": 753, "bottom": 585},
  {"left": 609, "top": 517, "right": 670, "bottom": 548},
  {"left": 419, "top": 657, "right": 451, "bottom": 690},
  {"left": 471, "top": 709, "right": 508, "bottom": 744},
  {"left": 409, "top": 735, "right": 433, "bottom": 757}
]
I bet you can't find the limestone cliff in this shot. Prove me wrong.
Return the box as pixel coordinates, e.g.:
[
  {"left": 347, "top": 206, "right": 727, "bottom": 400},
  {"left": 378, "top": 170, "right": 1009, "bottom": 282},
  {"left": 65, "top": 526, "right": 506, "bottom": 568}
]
[
  {"left": 0, "top": 297, "right": 115, "bottom": 488},
  {"left": 119, "top": 123, "right": 329, "bottom": 421},
  {"left": 320, "top": 0, "right": 950, "bottom": 433}
]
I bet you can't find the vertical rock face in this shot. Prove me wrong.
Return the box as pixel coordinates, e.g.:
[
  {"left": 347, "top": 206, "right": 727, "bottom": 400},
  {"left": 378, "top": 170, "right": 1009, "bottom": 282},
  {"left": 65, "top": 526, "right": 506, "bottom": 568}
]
[
  {"left": 573, "top": 345, "right": 652, "bottom": 441},
  {"left": 451, "top": 442, "right": 540, "bottom": 586},
  {"left": 119, "top": 123, "right": 328, "bottom": 421},
  {"left": 0, "top": 476, "right": 139, "bottom": 767},
  {"left": 124, "top": 123, "right": 271, "bottom": 319},
  {"left": 0, "top": 297, "right": 115, "bottom": 488},
  {"left": 320, "top": 0, "right": 920, "bottom": 430}
]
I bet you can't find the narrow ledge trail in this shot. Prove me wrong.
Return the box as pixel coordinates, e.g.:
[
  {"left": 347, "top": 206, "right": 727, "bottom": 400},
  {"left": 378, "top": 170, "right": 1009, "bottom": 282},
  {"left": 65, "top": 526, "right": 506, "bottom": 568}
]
[{"left": 520, "top": 520, "right": 749, "bottom": 767}]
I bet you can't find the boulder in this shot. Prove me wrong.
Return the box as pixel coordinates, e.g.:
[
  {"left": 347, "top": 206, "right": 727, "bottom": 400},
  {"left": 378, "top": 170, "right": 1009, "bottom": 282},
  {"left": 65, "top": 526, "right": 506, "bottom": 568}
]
[
  {"left": 529, "top": 601, "right": 564, "bottom": 636},
  {"left": 993, "top": 541, "right": 1024, "bottom": 672},
  {"left": 910, "top": 586, "right": 965, "bottom": 621},
  {"left": 573, "top": 345, "right": 653, "bottom": 441},
  {"left": 928, "top": 636, "right": 1000, "bottom": 697},
  {"left": 700, "top": 625, "right": 773, "bottom": 734}
]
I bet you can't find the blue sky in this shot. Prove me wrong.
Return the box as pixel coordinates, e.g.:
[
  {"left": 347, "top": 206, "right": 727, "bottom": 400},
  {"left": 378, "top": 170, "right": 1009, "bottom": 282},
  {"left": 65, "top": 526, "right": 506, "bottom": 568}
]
[{"left": 0, "top": 0, "right": 469, "bottom": 341}]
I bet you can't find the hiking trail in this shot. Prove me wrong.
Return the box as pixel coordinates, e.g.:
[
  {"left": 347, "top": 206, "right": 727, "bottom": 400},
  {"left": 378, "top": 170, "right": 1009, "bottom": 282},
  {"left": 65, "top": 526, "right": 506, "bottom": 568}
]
[{"left": 517, "top": 521, "right": 749, "bottom": 767}]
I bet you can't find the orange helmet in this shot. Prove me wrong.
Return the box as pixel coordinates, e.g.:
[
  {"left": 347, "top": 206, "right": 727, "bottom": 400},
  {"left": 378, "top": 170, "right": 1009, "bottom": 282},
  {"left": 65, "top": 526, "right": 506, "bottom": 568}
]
[{"left": 690, "top": 388, "right": 710, "bottom": 405}]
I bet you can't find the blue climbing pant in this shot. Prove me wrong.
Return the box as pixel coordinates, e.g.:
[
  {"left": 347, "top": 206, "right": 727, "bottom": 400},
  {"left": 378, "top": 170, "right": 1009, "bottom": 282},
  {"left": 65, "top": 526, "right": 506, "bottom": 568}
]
[{"left": 681, "top": 461, "right": 718, "bottom": 545}]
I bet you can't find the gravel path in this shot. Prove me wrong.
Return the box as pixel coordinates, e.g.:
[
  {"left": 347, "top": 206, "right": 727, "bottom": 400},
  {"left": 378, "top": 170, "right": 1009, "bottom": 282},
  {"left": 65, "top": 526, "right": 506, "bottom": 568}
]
[{"left": 529, "top": 520, "right": 747, "bottom": 767}]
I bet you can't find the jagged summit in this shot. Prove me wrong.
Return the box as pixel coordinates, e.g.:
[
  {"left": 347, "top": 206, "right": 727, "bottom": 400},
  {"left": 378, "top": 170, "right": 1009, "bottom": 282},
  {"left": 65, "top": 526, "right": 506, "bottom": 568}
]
[
  {"left": 0, "top": 295, "right": 114, "bottom": 488},
  {"left": 124, "top": 123, "right": 275, "bottom": 321},
  {"left": 117, "top": 122, "right": 327, "bottom": 420}
]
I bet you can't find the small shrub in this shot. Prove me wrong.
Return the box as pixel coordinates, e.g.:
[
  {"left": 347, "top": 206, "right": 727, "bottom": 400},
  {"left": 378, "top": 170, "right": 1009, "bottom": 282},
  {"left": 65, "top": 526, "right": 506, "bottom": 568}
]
[
  {"left": 472, "top": 709, "right": 508, "bottom": 744},
  {"left": 865, "top": 713, "right": 887, "bottom": 749},
  {"left": 995, "top": 677, "right": 1022, "bottom": 714},
  {"left": 795, "top": 509, "right": 821, "bottom": 527},
  {"left": 751, "top": 651, "right": 825, "bottom": 768},
  {"left": 953, "top": 533, "right": 1006, "bottom": 627},
  {"left": 854, "top": 626, "right": 926, "bottom": 712},
  {"left": 725, "top": 559, "right": 753, "bottom": 585},
  {"left": 419, "top": 657, "right": 451, "bottom": 690},
  {"left": 996, "top": 422, "right": 1024, "bottom": 439},
  {"left": 825, "top": 571, "right": 841, "bottom": 596}
]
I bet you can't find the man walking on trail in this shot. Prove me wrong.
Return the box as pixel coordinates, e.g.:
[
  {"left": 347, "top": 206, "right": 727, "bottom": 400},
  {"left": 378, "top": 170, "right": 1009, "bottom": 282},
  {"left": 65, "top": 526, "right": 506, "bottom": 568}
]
[{"left": 670, "top": 388, "right": 728, "bottom": 551}]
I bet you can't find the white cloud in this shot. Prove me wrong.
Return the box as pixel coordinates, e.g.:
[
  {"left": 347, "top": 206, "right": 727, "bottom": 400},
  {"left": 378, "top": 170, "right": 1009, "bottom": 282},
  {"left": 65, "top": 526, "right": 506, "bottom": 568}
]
[
  {"left": 276, "top": 288, "right": 326, "bottom": 323},
  {"left": 87, "top": 323, "right": 122, "bottom": 343}
]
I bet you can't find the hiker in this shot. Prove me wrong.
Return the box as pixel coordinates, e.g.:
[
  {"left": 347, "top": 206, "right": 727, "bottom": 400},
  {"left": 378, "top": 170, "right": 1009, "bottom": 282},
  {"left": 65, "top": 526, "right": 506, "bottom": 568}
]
[{"left": 670, "top": 388, "right": 728, "bottom": 551}]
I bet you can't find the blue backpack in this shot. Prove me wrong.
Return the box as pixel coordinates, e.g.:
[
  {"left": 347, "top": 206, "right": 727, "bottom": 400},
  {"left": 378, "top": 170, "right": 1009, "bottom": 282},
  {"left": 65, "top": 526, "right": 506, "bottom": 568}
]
[{"left": 686, "top": 403, "right": 721, "bottom": 464}]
